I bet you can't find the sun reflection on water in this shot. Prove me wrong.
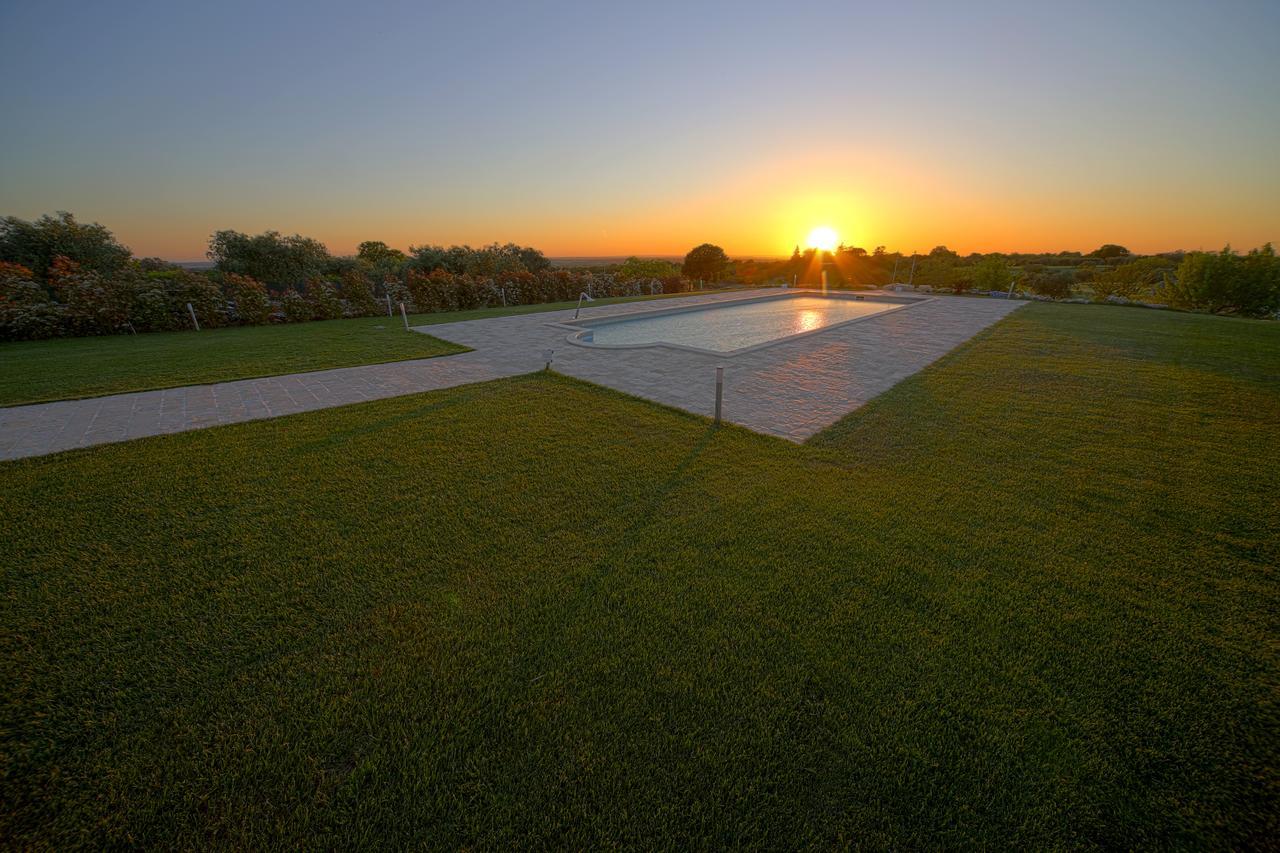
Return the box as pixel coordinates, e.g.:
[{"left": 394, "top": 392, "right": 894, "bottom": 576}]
[{"left": 795, "top": 309, "right": 822, "bottom": 333}]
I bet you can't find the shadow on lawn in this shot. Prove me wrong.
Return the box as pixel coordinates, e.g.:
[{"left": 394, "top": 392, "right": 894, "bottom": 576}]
[
  {"left": 285, "top": 386, "right": 488, "bottom": 456},
  {"left": 578, "top": 422, "right": 719, "bottom": 590}
]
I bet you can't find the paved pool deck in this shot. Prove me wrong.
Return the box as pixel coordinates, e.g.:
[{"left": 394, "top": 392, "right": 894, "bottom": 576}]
[{"left": 0, "top": 289, "right": 1024, "bottom": 460}]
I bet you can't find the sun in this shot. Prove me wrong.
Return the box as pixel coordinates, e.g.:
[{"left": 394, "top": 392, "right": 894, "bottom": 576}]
[{"left": 806, "top": 226, "right": 839, "bottom": 253}]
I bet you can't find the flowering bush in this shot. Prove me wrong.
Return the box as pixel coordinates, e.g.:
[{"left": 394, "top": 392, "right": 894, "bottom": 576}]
[
  {"left": 280, "top": 288, "right": 313, "bottom": 322},
  {"left": 0, "top": 255, "right": 695, "bottom": 342},
  {"left": 225, "top": 274, "right": 273, "bottom": 325},
  {"left": 0, "top": 262, "right": 64, "bottom": 340},
  {"left": 306, "top": 280, "right": 344, "bottom": 320},
  {"left": 167, "top": 270, "right": 226, "bottom": 329},
  {"left": 48, "top": 257, "right": 131, "bottom": 335},
  {"left": 341, "top": 269, "right": 378, "bottom": 316}
]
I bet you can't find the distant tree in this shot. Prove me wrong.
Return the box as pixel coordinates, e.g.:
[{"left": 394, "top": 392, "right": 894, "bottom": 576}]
[
  {"left": 207, "top": 230, "right": 331, "bottom": 290},
  {"left": 682, "top": 243, "right": 729, "bottom": 280},
  {"left": 872, "top": 245, "right": 887, "bottom": 257},
  {"left": 408, "top": 242, "right": 546, "bottom": 276},
  {"left": 0, "top": 212, "right": 132, "bottom": 280},
  {"left": 973, "top": 256, "right": 1014, "bottom": 292},
  {"left": 518, "top": 246, "right": 551, "bottom": 273},
  {"left": 616, "top": 256, "right": 680, "bottom": 280},
  {"left": 357, "top": 240, "right": 406, "bottom": 267},
  {"left": 1091, "top": 256, "right": 1175, "bottom": 300},
  {"left": 928, "top": 245, "right": 959, "bottom": 260},
  {"left": 1089, "top": 243, "right": 1131, "bottom": 259}
]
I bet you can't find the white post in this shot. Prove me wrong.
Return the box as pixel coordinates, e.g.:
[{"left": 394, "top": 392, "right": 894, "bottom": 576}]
[
  {"left": 908, "top": 253, "right": 917, "bottom": 286},
  {"left": 543, "top": 348, "right": 554, "bottom": 371},
  {"left": 891, "top": 258, "right": 900, "bottom": 283},
  {"left": 714, "top": 365, "right": 724, "bottom": 424},
  {"left": 385, "top": 293, "right": 393, "bottom": 317},
  {"left": 399, "top": 301, "right": 409, "bottom": 330},
  {"left": 187, "top": 302, "right": 200, "bottom": 331}
]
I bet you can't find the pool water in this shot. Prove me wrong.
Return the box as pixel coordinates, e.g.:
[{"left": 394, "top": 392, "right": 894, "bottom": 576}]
[{"left": 579, "top": 295, "right": 903, "bottom": 353}]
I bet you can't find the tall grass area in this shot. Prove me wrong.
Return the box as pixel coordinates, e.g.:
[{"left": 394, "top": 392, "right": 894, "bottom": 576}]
[
  {"left": 0, "top": 290, "right": 739, "bottom": 407},
  {"left": 1, "top": 304, "right": 1276, "bottom": 846}
]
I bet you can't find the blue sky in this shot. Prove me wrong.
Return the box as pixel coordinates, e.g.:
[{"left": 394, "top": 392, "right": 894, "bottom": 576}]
[{"left": 1, "top": 0, "right": 1277, "bottom": 258}]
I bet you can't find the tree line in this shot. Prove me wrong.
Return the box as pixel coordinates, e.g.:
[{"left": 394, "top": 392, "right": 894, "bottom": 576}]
[
  {"left": 1, "top": 212, "right": 1276, "bottom": 342},
  {"left": 0, "top": 214, "right": 691, "bottom": 341}
]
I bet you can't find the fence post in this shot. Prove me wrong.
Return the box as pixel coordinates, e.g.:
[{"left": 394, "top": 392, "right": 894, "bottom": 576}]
[
  {"left": 187, "top": 302, "right": 200, "bottom": 331},
  {"left": 386, "top": 293, "right": 393, "bottom": 317},
  {"left": 714, "top": 365, "right": 724, "bottom": 425},
  {"left": 399, "top": 301, "right": 409, "bottom": 330}
]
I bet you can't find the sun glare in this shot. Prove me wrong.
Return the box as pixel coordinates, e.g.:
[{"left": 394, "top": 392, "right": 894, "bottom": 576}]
[{"left": 806, "top": 226, "right": 839, "bottom": 253}]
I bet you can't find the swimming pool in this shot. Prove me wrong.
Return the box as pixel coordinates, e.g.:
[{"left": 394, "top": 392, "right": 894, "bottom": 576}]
[{"left": 567, "top": 293, "right": 924, "bottom": 355}]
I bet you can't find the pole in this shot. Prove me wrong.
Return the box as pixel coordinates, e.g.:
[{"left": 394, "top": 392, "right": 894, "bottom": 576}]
[
  {"left": 399, "top": 301, "right": 409, "bottom": 330},
  {"left": 891, "top": 258, "right": 900, "bottom": 283},
  {"left": 714, "top": 366, "right": 724, "bottom": 425},
  {"left": 386, "top": 293, "right": 393, "bottom": 317},
  {"left": 908, "top": 252, "right": 917, "bottom": 286},
  {"left": 187, "top": 302, "right": 200, "bottom": 331}
]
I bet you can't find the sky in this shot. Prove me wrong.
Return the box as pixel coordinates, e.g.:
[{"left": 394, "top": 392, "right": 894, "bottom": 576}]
[{"left": 1, "top": 0, "right": 1277, "bottom": 260}]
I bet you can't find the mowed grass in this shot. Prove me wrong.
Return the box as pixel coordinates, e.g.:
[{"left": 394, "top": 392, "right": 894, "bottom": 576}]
[
  {"left": 0, "top": 289, "right": 738, "bottom": 407},
  {"left": 1, "top": 304, "right": 1276, "bottom": 847}
]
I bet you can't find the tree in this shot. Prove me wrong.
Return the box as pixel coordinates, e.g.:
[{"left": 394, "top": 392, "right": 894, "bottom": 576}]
[
  {"left": 616, "top": 256, "right": 679, "bottom": 281},
  {"left": 518, "top": 246, "right": 551, "bottom": 273},
  {"left": 972, "top": 256, "right": 1013, "bottom": 293},
  {"left": 928, "top": 245, "right": 959, "bottom": 260},
  {"left": 1167, "top": 244, "right": 1279, "bottom": 316},
  {"left": 357, "top": 241, "right": 406, "bottom": 267},
  {"left": 0, "top": 212, "right": 132, "bottom": 280},
  {"left": 682, "top": 243, "right": 729, "bottom": 280},
  {"left": 1089, "top": 243, "right": 1131, "bottom": 259},
  {"left": 407, "top": 242, "right": 547, "bottom": 276},
  {"left": 207, "top": 230, "right": 331, "bottom": 290}
]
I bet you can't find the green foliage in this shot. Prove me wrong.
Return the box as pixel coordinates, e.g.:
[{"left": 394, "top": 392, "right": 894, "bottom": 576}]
[
  {"left": 408, "top": 242, "right": 547, "bottom": 276},
  {"left": 616, "top": 256, "right": 679, "bottom": 281},
  {"left": 1026, "top": 270, "right": 1074, "bottom": 300},
  {"left": 1165, "top": 244, "right": 1279, "bottom": 317},
  {"left": 1091, "top": 257, "right": 1175, "bottom": 301},
  {"left": 0, "top": 212, "right": 132, "bottom": 280},
  {"left": 972, "top": 256, "right": 1013, "bottom": 292},
  {"left": 356, "top": 240, "right": 407, "bottom": 268},
  {"left": 207, "top": 230, "right": 332, "bottom": 290},
  {"left": 2, "top": 307, "right": 1277, "bottom": 847},
  {"left": 682, "top": 243, "right": 730, "bottom": 280}
]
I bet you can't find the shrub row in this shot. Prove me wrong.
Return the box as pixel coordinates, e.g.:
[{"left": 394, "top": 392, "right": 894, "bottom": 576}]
[{"left": 0, "top": 258, "right": 687, "bottom": 341}]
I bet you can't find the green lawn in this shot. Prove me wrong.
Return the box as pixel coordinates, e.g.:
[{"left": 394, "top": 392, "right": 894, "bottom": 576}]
[
  {"left": 2, "top": 304, "right": 1276, "bottom": 847},
  {"left": 0, "top": 290, "right": 737, "bottom": 407}
]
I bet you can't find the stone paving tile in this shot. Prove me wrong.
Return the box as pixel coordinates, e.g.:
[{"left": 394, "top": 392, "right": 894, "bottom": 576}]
[{"left": 0, "top": 289, "right": 1024, "bottom": 460}]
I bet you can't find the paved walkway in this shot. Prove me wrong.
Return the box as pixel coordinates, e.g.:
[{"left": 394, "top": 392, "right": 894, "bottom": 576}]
[{"left": 0, "top": 290, "right": 1023, "bottom": 460}]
